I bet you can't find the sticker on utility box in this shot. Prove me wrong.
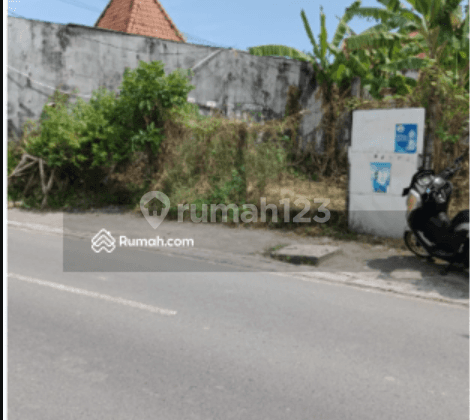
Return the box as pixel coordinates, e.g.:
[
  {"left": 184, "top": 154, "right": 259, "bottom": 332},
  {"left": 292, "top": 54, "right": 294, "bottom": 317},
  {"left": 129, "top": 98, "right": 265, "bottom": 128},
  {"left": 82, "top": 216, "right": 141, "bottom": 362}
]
[
  {"left": 371, "top": 162, "right": 391, "bottom": 193},
  {"left": 394, "top": 123, "right": 417, "bottom": 153}
]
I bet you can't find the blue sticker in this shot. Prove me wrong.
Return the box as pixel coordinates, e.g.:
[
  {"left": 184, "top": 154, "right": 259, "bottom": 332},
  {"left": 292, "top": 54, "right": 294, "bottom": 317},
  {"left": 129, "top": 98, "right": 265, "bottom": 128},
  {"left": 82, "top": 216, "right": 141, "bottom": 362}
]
[
  {"left": 395, "top": 123, "right": 417, "bottom": 153},
  {"left": 371, "top": 162, "right": 391, "bottom": 193}
]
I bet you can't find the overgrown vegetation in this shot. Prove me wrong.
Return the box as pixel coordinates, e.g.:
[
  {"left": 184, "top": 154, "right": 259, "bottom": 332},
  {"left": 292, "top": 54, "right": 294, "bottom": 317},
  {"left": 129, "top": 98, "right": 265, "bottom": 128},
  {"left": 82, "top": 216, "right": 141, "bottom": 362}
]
[
  {"left": 248, "top": 0, "right": 469, "bottom": 179},
  {"left": 140, "top": 96, "right": 309, "bottom": 222},
  {"left": 8, "top": 60, "right": 310, "bottom": 223},
  {"left": 8, "top": 0, "right": 469, "bottom": 243},
  {"left": 8, "top": 61, "right": 196, "bottom": 209}
]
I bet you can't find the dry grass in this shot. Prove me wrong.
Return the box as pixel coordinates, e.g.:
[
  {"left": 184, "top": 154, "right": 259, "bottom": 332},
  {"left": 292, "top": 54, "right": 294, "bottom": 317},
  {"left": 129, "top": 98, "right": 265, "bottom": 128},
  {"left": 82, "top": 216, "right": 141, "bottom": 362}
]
[
  {"left": 242, "top": 172, "right": 407, "bottom": 249},
  {"left": 436, "top": 152, "right": 469, "bottom": 221},
  {"left": 95, "top": 91, "right": 468, "bottom": 251},
  {"left": 259, "top": 173, "right": 347, "bottom": 211},
  {"left": 110, "top": 156, "right": 147, "bottom": 186}
]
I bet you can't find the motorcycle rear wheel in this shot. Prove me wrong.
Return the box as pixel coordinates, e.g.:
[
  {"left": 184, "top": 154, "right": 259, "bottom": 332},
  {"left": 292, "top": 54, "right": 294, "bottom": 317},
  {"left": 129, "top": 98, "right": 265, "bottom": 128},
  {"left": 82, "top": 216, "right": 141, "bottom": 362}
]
[{"left": 404, "top": 231, "right": 431, "bottom": 258}]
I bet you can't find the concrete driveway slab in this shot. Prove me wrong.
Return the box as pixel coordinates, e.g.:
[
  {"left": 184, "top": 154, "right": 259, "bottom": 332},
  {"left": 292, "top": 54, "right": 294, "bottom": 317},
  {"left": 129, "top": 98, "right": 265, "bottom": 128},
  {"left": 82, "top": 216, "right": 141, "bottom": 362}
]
[{"left": 270, "top": 244, "right": 341, "bottom": 265}]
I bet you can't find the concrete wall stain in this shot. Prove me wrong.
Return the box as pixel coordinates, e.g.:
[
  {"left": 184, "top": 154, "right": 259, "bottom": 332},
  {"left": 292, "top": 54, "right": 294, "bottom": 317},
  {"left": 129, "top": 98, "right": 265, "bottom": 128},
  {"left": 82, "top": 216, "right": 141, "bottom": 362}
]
[
  {"left": 7, "top": 16, "right": 335, "bottom": 149},
  {"left": 57, "top": 26, "right": 71, "bottom": 51},
  {"left": 146, "top": 38, "right": 156, "bottom": 55}
]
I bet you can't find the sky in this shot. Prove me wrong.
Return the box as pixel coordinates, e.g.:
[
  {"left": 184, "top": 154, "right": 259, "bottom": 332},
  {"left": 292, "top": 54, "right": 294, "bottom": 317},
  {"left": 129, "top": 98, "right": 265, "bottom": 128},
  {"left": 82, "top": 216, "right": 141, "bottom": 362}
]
[{"left": 6, "top": 0, "right": 400, "bottom": 52}]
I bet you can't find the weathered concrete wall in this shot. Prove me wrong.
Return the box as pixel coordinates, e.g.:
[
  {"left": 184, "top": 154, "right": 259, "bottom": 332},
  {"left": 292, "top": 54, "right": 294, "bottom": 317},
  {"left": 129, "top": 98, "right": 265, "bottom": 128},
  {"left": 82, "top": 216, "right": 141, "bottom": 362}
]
[{"left": 8, "top": 16, "right": 322, "bottom": 147}]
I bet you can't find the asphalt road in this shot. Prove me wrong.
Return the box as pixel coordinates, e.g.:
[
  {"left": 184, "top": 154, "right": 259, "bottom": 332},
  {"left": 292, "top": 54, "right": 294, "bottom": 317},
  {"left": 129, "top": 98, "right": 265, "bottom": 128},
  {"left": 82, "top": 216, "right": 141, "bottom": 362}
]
[{"left": 8, "top": 227, "right": 469, "bottom": 420}]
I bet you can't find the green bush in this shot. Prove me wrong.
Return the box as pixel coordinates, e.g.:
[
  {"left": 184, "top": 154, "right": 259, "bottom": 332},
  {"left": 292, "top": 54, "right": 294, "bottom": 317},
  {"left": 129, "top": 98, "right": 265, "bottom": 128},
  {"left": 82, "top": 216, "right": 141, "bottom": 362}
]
[
  {"left": 23, "top": 61, "right": 195, "bottom": 173},
  {"left": 72, "top": 87, "right": 122, "bottom": 167},
  {"left": 10, "top": 60, "right": 298, "bottom": 212},
  {"left": 13, "top": 60, "right": 196, "bottom": 208},
  {"left": 7, "top": 139, "right": 25, "bottom": 202},
  {"left": 7, "top": 139, "right": 24, "bottom": 176},
  {"left": 113, "top": 61, "right": 195, "bottom": 157},
  {"left": 25, "top": 92, "right": 87, "bottom": 168}
]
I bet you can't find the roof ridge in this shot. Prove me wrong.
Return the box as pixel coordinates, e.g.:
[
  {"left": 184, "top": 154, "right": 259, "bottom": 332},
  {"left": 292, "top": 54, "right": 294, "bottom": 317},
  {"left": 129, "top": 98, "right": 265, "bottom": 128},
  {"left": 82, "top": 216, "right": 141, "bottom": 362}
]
[
  {"left": 95, "top": 0, "right": 185, "bottom": 43},
  {"left": 151, "top": 0, "right": 185, "bottom": 42},
  {"left": 94, "top": 0, "right": 113, "bottom": 27},
  {"left": 126, "top": 0, "right": 137, "bottom": 33}
]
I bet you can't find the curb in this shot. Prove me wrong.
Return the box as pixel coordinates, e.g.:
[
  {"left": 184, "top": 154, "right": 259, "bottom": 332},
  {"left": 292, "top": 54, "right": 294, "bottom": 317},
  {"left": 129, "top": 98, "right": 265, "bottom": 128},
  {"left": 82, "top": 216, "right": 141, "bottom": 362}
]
[{"left": 7, "top": 220, "right": 469, "bottom": 307}]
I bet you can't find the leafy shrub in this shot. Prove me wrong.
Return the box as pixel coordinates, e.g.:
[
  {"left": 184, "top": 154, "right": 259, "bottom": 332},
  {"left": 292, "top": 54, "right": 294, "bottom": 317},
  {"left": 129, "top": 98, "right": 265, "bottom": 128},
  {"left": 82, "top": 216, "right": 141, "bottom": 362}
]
[
  {"left": 25, "top": 93, "right": 87, "bottom": 168},
  {"left": 10, "top": 60, "right": 302, "bottom": 213},
  {"left": 113, "top": 61, "right": 195, "bottom": 158},
  {"left": 24, "top": 62, "right": 195, "bottom": 174},
  {"left": 12, "top": 60, "right": 196, "bottom": 208},
  {"left": 72, "top": 87, "right": 122, "bottom": 168},
  {"left": 7, "top": 138, "right": 24, "bottom": 176}
]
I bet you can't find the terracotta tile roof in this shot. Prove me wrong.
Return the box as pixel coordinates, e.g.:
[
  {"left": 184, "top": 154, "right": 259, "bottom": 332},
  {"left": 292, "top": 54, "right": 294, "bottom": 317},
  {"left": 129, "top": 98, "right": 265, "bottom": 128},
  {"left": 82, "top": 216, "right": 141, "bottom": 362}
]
[{"left": 95, "top": 0, "right": 185, "bottom": 42}]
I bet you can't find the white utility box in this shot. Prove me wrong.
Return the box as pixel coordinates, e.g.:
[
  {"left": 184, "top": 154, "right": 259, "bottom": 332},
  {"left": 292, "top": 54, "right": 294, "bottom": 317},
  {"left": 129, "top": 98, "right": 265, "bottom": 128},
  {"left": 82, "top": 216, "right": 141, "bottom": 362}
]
[{"left": 348, "top": 108, "right": 425, "bottom": 238}]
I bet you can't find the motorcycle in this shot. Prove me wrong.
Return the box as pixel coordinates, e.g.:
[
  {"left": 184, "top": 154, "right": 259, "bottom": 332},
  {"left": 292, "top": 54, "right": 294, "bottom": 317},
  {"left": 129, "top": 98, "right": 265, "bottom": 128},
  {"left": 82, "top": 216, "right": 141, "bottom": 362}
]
[{"left": 402, "top": 154, "right": 469, "bottom": 275}]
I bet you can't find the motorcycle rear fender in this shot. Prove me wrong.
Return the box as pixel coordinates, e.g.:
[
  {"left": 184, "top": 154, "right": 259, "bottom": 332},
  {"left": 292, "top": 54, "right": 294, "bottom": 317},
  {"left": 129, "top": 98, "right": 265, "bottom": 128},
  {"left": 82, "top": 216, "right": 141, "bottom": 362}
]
[
  {"left": 454, "top": 223, "right": 469, "bottom": 235},
  {"left": 451, "top": 210, "right": 469, "bottom": 234}
]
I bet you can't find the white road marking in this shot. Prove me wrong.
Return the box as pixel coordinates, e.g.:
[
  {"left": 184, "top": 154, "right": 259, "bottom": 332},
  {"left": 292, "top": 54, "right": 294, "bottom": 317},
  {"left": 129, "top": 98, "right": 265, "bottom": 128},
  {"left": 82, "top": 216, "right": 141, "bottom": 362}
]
[
  {"left": 8, "top": 273, "right": 177, "bottom": 316},
  {"left": 8, "top": 221, "right": 62, "bottom": 234},
  {"left": 8, "top": 221, "right": 467, "bottom": 307}
]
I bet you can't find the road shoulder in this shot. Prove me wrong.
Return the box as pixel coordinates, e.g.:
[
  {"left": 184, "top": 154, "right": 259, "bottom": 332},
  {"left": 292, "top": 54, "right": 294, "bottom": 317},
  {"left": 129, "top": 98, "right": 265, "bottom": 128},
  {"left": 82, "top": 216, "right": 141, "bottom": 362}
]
[{"left": 8, "top": 208, "right": 469, "bottom": 307}]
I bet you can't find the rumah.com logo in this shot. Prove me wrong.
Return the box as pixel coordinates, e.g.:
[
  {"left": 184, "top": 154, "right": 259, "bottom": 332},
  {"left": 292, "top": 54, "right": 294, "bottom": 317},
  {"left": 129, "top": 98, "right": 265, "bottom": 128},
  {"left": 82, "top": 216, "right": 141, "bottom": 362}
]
[
  {"left": 91, "top": 229, "right": 116, "bottom": 253},
  {"left": 91, "top": 229, "right": 194, "bottom": 254},
  {"left": 92, "top": 190, "right": 329, "bottom": 253}
]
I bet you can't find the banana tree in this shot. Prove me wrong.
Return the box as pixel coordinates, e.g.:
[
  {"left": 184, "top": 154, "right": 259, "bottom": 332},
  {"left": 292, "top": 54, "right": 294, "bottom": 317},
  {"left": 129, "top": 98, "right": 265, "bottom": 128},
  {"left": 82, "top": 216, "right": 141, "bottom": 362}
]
[
  {"left": 345, "top": 27, "right": 425, "bottom": 97},
  {"left": 248, "top": 3, "right": 374, "bottom": 175},
  {"left": 345, "top": 0, "right": 469, "bottom": 167},
  {"left": 439, "top": 4, "right": 469, "bottom": 87},
  {"left": 345, "top": 0, "right": 468, "bottom": 78},
  {"left": 248, "top": 2, "right": 369, "bottom": 100},
  {"left": 248, "top": 2, "right": 418, "bottom": 100}
]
